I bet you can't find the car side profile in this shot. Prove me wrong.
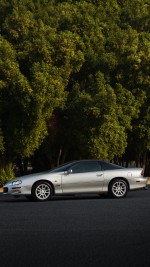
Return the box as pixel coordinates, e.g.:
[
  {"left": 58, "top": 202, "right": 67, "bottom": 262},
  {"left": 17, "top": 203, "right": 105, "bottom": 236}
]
[{"left": 3, "top": 160, "right": 147, "bottom": 201}]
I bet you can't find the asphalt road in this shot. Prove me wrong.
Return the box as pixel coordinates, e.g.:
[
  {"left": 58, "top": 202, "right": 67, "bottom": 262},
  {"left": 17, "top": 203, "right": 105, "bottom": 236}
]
[{"left": 0, "top": 188, "right": 150, "bottom": 267}]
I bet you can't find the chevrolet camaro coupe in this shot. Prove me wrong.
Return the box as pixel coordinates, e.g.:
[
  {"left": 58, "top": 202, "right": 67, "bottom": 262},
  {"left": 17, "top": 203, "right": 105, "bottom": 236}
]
[{"left": 3, "top": 160, "right": 147, "bottom": 201}]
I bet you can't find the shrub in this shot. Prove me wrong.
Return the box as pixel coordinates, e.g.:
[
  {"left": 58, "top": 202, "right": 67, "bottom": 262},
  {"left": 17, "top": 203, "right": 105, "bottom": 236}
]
[{"left": 0, "top": 166, "right": 15, "bottom": 187}]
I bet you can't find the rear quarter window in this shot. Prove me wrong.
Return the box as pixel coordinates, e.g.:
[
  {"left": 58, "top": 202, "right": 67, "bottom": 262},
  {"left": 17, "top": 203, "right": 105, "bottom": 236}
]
[{"left": 101, "top": 162, "right": 124, "bottom": 170}]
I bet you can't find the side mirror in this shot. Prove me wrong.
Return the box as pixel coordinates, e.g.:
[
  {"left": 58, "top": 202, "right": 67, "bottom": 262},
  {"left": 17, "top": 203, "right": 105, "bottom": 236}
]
[{"left": 64, "top": 169, "right": 72, "bottom": 175}]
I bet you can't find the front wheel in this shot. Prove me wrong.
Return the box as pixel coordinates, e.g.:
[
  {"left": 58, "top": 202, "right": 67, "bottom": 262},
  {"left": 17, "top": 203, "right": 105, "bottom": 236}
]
[
  {"left": 32, "top": 182, "right": 53, "bottom": 201},
  {"left": 109, "top": 179, "right": 128, "bottom": 198}
]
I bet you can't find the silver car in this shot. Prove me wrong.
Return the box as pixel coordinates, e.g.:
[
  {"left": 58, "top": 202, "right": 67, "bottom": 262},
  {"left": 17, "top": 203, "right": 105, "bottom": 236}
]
[{"left": 3, "top": 160, "right": 147, "bottom": 201}]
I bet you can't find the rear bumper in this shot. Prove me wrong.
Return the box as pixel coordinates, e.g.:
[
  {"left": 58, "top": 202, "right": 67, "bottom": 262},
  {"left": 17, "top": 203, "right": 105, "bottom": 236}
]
[
  {"left": 130, "top": 185, "right": 149, "bottom": 191},
  {"left": 144, "top": 185, "right": 149, "bottom": 190},
  {"left": 130, "top": 177, "right": 148, "bottom": 190}
]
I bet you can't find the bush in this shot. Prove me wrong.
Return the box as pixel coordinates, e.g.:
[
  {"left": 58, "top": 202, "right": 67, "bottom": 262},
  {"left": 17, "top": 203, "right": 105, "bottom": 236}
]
[{"left": 0, "top": 166, "right": 15, "bottom": 187}]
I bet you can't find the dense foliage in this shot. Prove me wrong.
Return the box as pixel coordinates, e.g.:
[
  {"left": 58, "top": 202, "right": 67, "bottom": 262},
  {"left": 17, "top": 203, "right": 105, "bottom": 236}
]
[{"left": 0, "top": 0, "right": 149, "bottom": 179}]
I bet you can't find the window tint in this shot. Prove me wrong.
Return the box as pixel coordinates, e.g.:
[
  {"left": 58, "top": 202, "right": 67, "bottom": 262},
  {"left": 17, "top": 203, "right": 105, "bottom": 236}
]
[
  {"left": 50, "top": 162, "right": 75, "bottom": 173},
  {"left": 101, "top": 161, "right": 124, "bottom": 170},
  {"left": 70, "top": 161, "right": 101, "bottom": 173}
]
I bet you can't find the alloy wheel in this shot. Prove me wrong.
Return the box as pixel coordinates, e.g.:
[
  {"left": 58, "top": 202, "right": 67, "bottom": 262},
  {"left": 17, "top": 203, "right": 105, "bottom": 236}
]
[
  {"left": 111, "top": 180, "right": 127, "bottom": 198},
  {"left": 35, "top": 183, "right": 51, "bottom": 200}
]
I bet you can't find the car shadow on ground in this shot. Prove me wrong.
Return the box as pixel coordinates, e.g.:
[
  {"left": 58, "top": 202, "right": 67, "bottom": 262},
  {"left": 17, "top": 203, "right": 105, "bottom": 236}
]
[{"left": 0, "top": 187, "right": 149, "bottom": 203}]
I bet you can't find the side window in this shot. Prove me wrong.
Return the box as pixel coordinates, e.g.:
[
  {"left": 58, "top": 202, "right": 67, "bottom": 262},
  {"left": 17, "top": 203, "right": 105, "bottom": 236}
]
[
  {"left": 70, "top": 161, "right": 101, "bottom": 173},
  {"left": 101, "top": 161, "right": 124, "bottom": 170}
]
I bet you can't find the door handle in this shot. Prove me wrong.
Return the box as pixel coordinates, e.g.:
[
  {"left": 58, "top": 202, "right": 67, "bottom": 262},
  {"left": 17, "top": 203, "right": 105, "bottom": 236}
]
[{"left": 96, "top": 174, "right": 103, "bottom": 176}]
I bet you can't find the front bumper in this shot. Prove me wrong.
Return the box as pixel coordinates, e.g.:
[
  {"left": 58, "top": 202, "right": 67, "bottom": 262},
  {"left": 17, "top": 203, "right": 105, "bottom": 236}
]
[
  {"left": 3, "top": 187, "right": 8, "bottom": 193},
  {"left": 3, "top": 186, "right": 22, "bottom": 195},
  {"left": 3, "top": 183, "right": 31, "bottom": 195}
]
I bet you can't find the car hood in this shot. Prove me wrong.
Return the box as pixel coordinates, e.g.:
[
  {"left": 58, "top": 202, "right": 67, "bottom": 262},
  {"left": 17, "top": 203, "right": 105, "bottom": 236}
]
[
  {"left": 20, "top": 171, "right": 52, "bottom": 180},
  {"left": 5, "top": 171, "right": 55, "bottom": 184}
]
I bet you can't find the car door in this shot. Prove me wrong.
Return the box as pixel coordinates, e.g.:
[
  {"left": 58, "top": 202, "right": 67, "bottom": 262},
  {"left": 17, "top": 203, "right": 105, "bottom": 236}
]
[{"left": 61, "top": 161, "right": 104, "bottom": 193}]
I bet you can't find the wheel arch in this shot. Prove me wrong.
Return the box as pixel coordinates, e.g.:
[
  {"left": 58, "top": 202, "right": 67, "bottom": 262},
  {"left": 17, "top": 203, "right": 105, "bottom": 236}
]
[{"left": 31, "top": 180, "right": 55, "bottom": 196}]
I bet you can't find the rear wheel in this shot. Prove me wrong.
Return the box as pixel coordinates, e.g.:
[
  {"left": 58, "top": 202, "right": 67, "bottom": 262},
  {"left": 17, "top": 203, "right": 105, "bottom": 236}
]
[
  {"left": 109, "top": 179, "right": 128, "bottom": 198},
  {"left": 32, "top": 182, "right": 53, "bottom": 201}
]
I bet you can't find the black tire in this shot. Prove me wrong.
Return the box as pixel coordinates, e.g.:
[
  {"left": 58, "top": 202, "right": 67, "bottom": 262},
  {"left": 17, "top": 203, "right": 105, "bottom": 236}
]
[
  {"left": 32, "top": 181, "right": 53, "bottom": 201},
  {"left": 109, "top": 179, "right": 128, "bottom": 198}
]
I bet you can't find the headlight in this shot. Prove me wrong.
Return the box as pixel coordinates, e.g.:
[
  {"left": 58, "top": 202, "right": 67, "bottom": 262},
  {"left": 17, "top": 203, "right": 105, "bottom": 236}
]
[{"left": 12, "top": 180, "right": 22, "bottom": 186}]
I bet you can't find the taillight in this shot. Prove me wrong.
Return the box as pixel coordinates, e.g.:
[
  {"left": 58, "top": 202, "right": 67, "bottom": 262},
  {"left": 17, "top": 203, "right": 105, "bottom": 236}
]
[{"left": 141, "top": 169, "right": 144, "bottom": 176}]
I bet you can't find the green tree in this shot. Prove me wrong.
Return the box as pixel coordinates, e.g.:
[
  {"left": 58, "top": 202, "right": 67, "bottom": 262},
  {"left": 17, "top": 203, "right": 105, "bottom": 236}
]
[
  {"left": 31, "top": 0, "right": 149, "bottom": 167},
  {"left": 0, "top": 0, "right": 149, "bottom": 175},
  {"left": 0, "top": 0, "right": 85, "bottom": 175}
]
